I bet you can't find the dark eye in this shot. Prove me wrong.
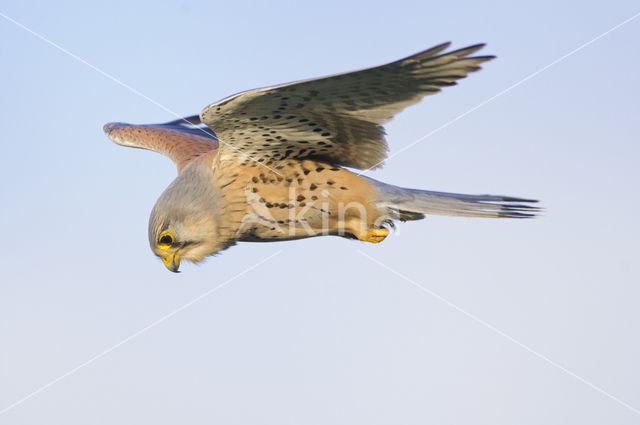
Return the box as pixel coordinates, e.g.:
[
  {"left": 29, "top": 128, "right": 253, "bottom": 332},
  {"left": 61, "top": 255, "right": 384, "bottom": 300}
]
[{"left": 159, "top": 234, "right": 173, "bottom": 245}]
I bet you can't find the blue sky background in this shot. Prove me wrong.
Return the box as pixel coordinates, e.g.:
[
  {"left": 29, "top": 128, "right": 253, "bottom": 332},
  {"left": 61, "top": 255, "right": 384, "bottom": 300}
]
[{"left": 1, "top": 1, "right": 639, "bottom": 424}]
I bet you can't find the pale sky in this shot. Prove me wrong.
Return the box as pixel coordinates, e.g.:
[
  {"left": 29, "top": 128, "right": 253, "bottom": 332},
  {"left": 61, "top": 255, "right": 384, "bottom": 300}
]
[{"left": 1, "top": 1, "right": 639, "bottom": 424}]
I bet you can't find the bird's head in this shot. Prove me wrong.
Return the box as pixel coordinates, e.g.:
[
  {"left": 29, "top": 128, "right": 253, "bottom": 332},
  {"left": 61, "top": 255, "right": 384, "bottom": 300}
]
[{"left": 148, "top": 163, "right": 224, "bottom": 272}]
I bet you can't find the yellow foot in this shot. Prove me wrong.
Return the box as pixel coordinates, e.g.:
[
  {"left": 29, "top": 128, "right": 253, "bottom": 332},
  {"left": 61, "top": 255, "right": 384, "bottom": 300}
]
[{"left": 357, "top": 227, "right": 390, "bottom": 243}]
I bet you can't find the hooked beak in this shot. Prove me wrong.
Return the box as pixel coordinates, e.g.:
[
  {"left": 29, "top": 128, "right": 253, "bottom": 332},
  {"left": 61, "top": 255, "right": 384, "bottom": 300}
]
[{"left": 162, "top": 252, "right": 181, "bottom": 273}]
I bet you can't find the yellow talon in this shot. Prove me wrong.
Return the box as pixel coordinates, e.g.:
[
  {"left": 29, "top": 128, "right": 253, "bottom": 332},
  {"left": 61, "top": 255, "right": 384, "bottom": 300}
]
[{"left": 358, "top": 227, "right": 390, "bottom": 243}]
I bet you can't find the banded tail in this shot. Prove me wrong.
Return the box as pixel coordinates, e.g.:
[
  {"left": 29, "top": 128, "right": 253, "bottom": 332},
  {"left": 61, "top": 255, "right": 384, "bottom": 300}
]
[{"left": 369, "top": 178, "right": 540, "bottom": 220}]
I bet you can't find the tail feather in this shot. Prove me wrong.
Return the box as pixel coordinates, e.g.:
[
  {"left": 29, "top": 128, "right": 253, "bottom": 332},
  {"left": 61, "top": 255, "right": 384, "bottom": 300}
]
[{"left": 370, "top": 179, "right": 540, "bottom": 220}]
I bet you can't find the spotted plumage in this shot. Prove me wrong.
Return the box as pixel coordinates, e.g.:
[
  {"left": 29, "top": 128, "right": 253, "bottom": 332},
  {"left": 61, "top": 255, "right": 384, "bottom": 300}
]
[{"left": 104, "top": 42, "right": 539, "bottom": 272}]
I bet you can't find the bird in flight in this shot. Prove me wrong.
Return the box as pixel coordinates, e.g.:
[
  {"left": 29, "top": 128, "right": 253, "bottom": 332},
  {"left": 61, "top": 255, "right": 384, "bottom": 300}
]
[{"left": 104, "top": 42, "right": 538, "bottom": 272}]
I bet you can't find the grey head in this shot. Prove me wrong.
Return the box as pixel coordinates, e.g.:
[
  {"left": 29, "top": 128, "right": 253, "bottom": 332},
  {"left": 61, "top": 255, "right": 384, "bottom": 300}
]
[{"left": 148, "top": 162, "right": 224, "bottom": 272}]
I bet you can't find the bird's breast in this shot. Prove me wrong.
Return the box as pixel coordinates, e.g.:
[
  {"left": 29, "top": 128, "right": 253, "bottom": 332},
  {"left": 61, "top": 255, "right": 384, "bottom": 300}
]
[{"left": 215, "top": 159, "right": 380, "bottom": 242}]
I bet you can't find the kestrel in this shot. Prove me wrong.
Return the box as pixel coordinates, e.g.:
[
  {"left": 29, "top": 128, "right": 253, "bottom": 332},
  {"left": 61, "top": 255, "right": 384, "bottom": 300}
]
[{"left": 104, "top": 42, "right": 538, "bottom": 272}]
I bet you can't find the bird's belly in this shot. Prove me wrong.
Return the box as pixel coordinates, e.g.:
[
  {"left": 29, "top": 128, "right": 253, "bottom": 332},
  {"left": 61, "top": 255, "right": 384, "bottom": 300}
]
[
  {"left": 232, "top": 160, "right": 382, "bottom": 242},
  {"left": 237, "top": 198, "right": 345, "bottom": 241}
]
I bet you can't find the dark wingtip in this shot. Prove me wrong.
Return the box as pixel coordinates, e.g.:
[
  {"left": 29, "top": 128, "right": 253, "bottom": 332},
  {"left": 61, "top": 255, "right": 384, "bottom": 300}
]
[
  {"left": 103, "top": 122, "right": 117, "bottom": 134},
  {"left": 103, "top": 122, "right": 129, "bottom": 136}
]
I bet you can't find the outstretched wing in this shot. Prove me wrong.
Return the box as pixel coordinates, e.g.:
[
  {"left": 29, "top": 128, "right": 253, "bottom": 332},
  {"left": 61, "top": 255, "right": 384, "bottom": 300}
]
[
  {"left": 200, "top": 42, "right": 494, "bottom": 170},
  {"left": 104, "top": 115, "right": 218, "bottom": 173}
]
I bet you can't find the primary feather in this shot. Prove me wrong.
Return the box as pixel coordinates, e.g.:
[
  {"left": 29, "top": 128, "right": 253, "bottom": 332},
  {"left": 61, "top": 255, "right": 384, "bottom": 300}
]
[{"left": 200, "top": 42, "right": 494, "bottom": 169}]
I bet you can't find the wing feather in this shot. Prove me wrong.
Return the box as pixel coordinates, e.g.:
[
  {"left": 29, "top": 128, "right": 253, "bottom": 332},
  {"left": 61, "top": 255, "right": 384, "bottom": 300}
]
[
  {"left": 200, "top": 42, "right": 494, "bottom": 169},
  {"left": 103, "top": 116, "right": 218, "bottom": 173}
]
